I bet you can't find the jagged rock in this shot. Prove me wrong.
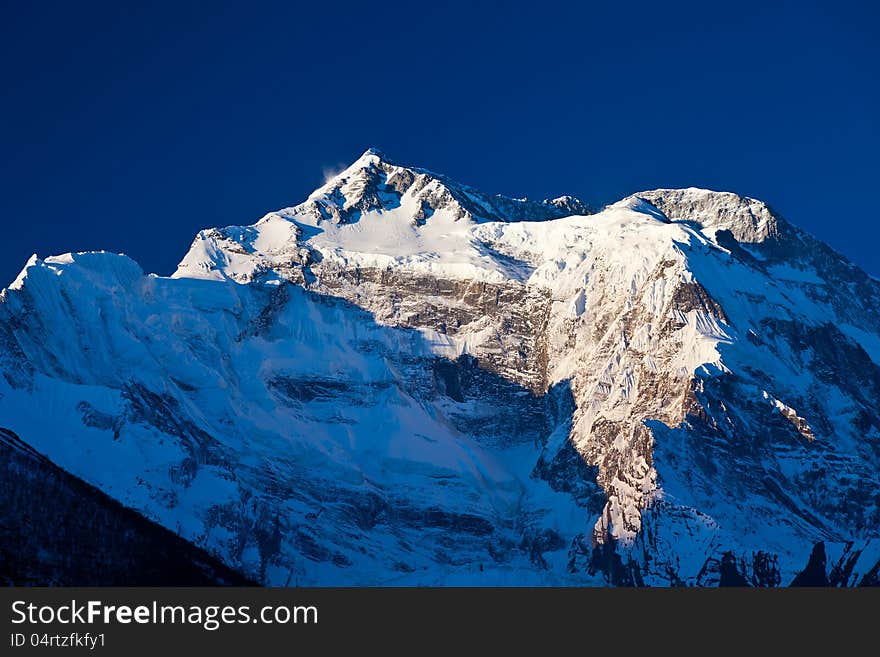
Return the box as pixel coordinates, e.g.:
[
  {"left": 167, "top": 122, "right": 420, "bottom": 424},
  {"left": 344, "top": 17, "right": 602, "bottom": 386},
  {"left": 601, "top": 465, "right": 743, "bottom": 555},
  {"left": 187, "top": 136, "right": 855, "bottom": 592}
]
[{"left": 1, "top": 150, "right": 878, "bottom": 585}]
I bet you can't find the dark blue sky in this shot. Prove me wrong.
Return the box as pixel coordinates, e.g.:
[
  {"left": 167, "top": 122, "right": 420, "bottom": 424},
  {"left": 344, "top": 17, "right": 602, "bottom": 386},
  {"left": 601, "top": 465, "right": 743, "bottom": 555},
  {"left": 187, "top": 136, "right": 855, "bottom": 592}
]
[{"left": 2, "top": 1, "right": 878, "bottom": 285}]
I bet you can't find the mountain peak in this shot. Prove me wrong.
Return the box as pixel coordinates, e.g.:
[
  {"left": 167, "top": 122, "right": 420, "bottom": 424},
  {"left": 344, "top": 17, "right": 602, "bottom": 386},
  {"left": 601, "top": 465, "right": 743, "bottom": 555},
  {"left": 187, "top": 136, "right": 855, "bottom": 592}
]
[
  {"left": 633, "top": 187, "right": 787, "bottom": 243},
  {"left": 345, "top": 147, "right": 391, "bottom": 170},
  {"left": 298, "top": 150, "right": 589, "bottom": 228},
  {"left": 6, "top": 150, "right": 880, "bottom": 588},
  {"left": 361, "top": 146, "right": 388, "bottom": 160}
]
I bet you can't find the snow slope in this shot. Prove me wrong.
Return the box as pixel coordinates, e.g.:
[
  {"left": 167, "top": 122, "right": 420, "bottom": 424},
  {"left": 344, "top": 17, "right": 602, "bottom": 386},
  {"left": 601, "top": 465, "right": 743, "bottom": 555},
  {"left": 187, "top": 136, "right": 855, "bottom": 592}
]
[{"left": 2, "top": 150, "right": 879, "bottom": 585}]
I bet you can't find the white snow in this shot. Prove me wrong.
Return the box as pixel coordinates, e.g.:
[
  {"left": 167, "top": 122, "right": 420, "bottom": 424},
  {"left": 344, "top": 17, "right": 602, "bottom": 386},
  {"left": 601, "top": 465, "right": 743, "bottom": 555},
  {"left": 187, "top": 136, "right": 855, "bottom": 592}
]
[
  {"left": 839, "top": 322, "right": 880, "bottom": 366},
  {"left": 767, "top": 264, "right": 825, "bottom": 285},
  {"left": 3, "top": 150, "right": 879, "bottom": 586}
]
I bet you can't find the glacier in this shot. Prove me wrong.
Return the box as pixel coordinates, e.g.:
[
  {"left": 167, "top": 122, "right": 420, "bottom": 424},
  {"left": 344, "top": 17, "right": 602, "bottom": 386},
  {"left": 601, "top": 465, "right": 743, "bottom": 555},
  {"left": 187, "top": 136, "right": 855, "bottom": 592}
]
[{"left": 2, "top": 149, "right": 879, "bottom": 586}]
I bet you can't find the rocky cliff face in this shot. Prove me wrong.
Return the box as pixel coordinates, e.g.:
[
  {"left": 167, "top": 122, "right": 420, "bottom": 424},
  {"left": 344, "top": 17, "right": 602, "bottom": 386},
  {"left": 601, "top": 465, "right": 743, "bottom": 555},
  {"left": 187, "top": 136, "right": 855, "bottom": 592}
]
[{"left": 2, "top": 150, "right": 878, "bottom": 585}]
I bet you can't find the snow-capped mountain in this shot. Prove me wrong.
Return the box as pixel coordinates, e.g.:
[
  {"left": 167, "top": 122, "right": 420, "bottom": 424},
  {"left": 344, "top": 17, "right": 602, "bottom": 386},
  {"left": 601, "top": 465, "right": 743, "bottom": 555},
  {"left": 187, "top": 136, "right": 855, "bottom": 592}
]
[{"left": 2, "top": 149, "right": 879, "bottom": 585}]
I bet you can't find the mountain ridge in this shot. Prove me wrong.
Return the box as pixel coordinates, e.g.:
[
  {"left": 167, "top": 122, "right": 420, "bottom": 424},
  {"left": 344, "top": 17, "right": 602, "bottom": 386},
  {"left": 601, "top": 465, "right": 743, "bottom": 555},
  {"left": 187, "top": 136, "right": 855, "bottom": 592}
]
[
  {"left": 304, "top": 147, "right": 594, "bottom": 225},
  {"left": 2, "top": 150, "right": 879, "bottom": 586}
]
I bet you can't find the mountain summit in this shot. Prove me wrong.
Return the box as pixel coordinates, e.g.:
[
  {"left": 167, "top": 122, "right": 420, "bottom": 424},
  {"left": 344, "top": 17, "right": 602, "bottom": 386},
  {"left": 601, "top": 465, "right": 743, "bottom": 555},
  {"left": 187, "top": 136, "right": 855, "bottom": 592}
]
[
  {"left": 174, "top": 150, "right": 591, "bottom": 284},
  {"left": 302, "top": 147, "right": 592, "bottom": 225},
  {"left": 2, "top": 151, "right": 879, "bottom": 586}
]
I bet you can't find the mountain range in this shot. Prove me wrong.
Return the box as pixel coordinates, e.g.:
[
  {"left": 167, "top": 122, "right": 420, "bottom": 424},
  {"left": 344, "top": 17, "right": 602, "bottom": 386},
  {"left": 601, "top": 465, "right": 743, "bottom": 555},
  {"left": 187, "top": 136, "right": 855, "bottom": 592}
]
[{"left": 2, "top": 149, "right": 879, "bottom": 586}]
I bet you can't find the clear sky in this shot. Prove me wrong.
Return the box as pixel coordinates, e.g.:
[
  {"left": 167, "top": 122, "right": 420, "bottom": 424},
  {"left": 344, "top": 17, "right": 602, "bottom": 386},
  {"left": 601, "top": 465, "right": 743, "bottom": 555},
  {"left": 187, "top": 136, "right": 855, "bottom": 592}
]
[{"left": 2, "top": 1, "right": 878, "bottom": 285}]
